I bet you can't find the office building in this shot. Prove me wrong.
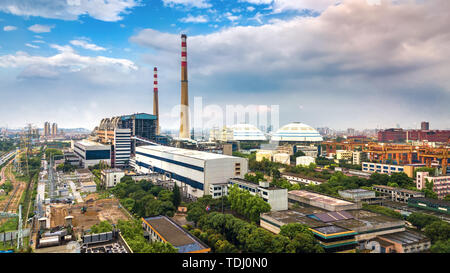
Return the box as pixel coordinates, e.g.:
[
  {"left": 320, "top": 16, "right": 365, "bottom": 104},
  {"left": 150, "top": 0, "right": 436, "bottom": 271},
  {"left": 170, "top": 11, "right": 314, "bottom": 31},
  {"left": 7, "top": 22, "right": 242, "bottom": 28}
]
[
  {"left": 73, "top": 139, "right": 111, "bottom": 168},
  {"left": 142, "top": 216, "right": 210, "bottom": 253},
  {"left": 421, "top": 122, "right": 430, "bottom": 131},
  {"left": 352, "top": 151, "right": 362, "bottom": 165},
  {"left": 216, "top": 178, "right": 288, "bottom": 211},
  {"left": 336, "top": 150, "right": 353, "bottom": 162},
  {"left": 133, "top": 145, "right": 248, "bottom": 198},
  {"left": 101, "top": 168, "right": 126, "bottom": 188},
  {"left": 416, "top": 171, "right": 450, "bottom": 199},
  {"left": 44, "top": 122, "right": 51, "bottom": 137},
  {"left": 51, "top": 123, "right": 58, "bottom": 136},
  {"left": 362, "top": 162, "right": 407, "bottom": 175}
]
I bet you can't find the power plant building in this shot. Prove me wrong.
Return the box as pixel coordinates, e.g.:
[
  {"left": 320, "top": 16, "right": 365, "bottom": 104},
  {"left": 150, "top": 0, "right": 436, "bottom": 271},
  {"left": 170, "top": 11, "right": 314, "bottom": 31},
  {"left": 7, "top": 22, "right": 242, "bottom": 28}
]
[
  {"left": 271, "top": 122, "right": 323, "bottom": 143},
  {"left": 74, "top": 139, "right": 111, "bottom": 168},
  {"left": 133, "top": 145, "right": 248, "bottom": 198}
]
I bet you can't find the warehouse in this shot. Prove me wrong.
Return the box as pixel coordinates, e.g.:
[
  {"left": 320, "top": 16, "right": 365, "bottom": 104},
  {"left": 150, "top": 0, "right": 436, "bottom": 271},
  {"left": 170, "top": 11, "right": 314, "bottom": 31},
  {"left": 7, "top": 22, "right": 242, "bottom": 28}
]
[{"left": 134, "top": 145, "right": 248, "bottom": 198}]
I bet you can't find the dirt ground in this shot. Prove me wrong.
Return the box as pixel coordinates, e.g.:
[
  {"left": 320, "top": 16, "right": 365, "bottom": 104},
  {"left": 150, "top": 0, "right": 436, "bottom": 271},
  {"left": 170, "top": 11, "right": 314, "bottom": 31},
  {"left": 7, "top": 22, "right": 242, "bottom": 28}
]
[{"left": 47, "top": 195, "right": 129, "bottom": 234}]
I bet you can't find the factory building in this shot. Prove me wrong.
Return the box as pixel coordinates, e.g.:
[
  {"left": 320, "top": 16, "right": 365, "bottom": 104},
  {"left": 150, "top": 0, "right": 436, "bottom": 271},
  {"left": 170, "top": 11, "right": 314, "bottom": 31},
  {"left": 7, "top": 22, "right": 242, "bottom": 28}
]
[
  {"left": 408, "top": 197, "right": 450, "bottom": 214},
  {"left": 288, "top": 190, "right": 361, "bottom": 211},
  {"left": 295, "top": 145, "right": 319, "bottom": 158},
  {"left": 101, "top": 168, "right": 126, "bottom": 188},
  {"left": 133, "top": 145, "right": 248, "bottom": 198},
  {"left": 73, "top": 139, "right": 111, "bottom": 168},
  {"left": 142, "top": 216, "right": 210, "bottom": 253},
  {"left": 271, "top": 122, "right": 323, "bottom": 143},
  {"left": 372, "top": 185, "right": 424, "bottom": 203}
]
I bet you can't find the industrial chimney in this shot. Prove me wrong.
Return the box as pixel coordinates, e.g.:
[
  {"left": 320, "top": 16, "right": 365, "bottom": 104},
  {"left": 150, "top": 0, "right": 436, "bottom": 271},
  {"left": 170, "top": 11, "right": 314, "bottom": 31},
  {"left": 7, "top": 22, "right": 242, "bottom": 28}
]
[
  {"left": 179, "top": 34, "right": 190, "bottom": 139},
  {"left": 153, "top": 67, "right": 160, "bottom": 135}
]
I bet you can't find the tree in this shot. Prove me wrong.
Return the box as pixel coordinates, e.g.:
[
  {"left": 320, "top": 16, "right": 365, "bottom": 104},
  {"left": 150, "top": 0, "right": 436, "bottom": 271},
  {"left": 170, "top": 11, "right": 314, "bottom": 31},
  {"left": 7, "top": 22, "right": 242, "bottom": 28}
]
[
  {"left": 173, "top": 184, "right": 181, "bottom": 208},
  {"left": 422, "top": 179, "right": 438, "bottom": 199},
  {"left": 430, "top": 239, "right": 450, "bottom": 253},
  {"left": 407, "top": 212, "right": 440, "bottom": 231},
  {"left": 279, "top": 223, "right": 313, "bottom": 239},
  {"left": 90, "top": 221, "right": 113, "bottom": 234},
  {"left": 424, "top": 221, "right": 450, "bottom": 243}
]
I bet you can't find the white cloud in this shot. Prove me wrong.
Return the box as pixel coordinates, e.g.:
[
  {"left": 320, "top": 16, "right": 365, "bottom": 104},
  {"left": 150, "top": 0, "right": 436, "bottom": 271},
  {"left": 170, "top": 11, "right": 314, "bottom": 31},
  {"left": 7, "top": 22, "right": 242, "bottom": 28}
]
[
  {"left": 180, "top": 14, "right": 208, "bottom": 23},
  {"left": 70, "top": 39, "right": 106, "bottom": 51},
  {"left": 28, "top": 24, "right": 54, "bottom": 33},
  {"left": 224, "top": 12, "right": 241, "bottom": 22},
  {"left": 0, "top": 0, "right": 140, "bottom": 22},
  {"left": 25, "top": 43, "right": 40, "bottom": 49},
  {"left": 162, "top": 0, "right": 211, "bottom": 9},
  {"left": 130, "top": 0, "right": 450, "bottom": 129},
  {"left": 247, "top": 6, "right": 256, "bottom": 12},
  {"left": 3, "top": 25, "right": 17, "bottom": 31},
  {"left": 0, "top": 45, "right": 137, "bottom": 80}
]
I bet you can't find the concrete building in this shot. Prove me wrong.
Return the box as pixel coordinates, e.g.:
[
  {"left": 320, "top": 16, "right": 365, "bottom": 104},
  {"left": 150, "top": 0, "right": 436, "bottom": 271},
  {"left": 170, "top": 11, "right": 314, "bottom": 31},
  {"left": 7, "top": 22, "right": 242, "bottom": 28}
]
[
  {"left": 296, "top": 145, "right": 319, "bottom": 158},
  {"left": 281, "top": 172, "right": 326, "bottom": 186},
  {"left": 134, "top": 145, "right": 248, "bottom": 198},
  {"left": 44, "top": 122, "right": 51, "bottom": 137},
  {"left": 142, "top": 216, "right": 210, "bottom": 253},
  {"left": 362, "top": 162, "right": 413, "bottom": 176},
  {"left": 338, "top": 189, "right": 376, "bottom": 201},
  {"left": 288, "top": 190, "right": 360, "bottom": 211},
  {"left": 416, "top": 171, "right": 450, "bottom": 199},
  {"left": 273, "top": 153, "right": 290, "bottom": 165},
  {"left": 352, "top": 151, "right": 362, "bottom": 165},
  {"left": 209, "top": 124, "right": 266, "bottom": 142},
  {"left": 220, "top": 178, "right": 288, "bottom": 211},
  {"left": 255, "top": 150, "right": 274, "bottom": 162},
  {"left": 101, "top": 168, "right": 126, "bottom": 188},
  {"left": 372, "top": 185, "right": 425, "bottom": 203},
  {"left": 73, "top": 139, "right": 111, "bottom": 168},
  {"left": 365, "top": 230, "right": 431, "bottom": 253},
  {"left": 296, "top": 156, "right": 315, "bottom": 167},
  {"left": 81, "top": 181, "right": 97, "bottom": 193},
  {"left": 336, "top": 150, "right": 353, "bottom": 162},
  {"left": 51, "top": 123, "right": 58, "bottom": 136}
]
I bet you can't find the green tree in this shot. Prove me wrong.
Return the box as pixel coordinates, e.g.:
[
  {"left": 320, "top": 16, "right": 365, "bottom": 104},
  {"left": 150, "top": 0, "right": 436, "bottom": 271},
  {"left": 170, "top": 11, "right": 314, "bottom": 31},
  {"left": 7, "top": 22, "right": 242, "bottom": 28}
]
[
  {"left": 430, "top": 239, "right": 450, "bottom": 253},
  {"left": 424, "top": 221, "right": 450, "bottom": 242},
  {"left": 407, "top": 212, "right": 440, "bottom": 231},
  {"left": 172, "top": 184, "right": 181, "bottom": 208}
]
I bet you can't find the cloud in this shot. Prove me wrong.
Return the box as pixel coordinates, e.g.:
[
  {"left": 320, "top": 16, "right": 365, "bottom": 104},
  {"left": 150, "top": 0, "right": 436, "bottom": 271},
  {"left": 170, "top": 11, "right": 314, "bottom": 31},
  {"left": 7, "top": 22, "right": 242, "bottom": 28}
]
[
  {"left": 3, "top": 25, "right": 17, "bottom": 31},
  {"left": 25, "top": 43, "right": 40, "bottom": 49},
  {"left": 28, "top": 24, "right": 54, "bottom": 33},
  {"left": 130, "top": 0, "right": 450, "bottom": 129},
  {"left": 179, "top": 14, "right": 208, "bottom": 23},
  {"left": 224, "top": 12, "right": 241, "bottom": 22},
  {"left": 162, "top": 0, "right": 211, "bottom": 9},
  {"left": 70, "top": 39, "right": 106, "bottom": 51},
  {"left": 0, "top": 46, "right": 137, "bottom": 80},
  {"left": 0, "top": 0, "right": 140, "bottom": 22}
]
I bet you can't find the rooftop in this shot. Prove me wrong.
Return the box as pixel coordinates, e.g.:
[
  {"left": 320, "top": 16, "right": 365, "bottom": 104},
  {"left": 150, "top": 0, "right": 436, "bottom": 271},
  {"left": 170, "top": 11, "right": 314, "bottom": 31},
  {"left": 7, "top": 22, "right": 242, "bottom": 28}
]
[
  {"left": 76, "top": 139, "right": 110, "bottom": 148},
  {"left": 102, "top": 168, "right": 124, "bottom": 173},
  {"left": 380, "top": 230, "right": 429, "bottom": 246},
  {"left": 138, "top": 145, "right": 242, "bottom": 161},
  {"left": 289, "top": 190, "right": 354, "bottom": 206},
  {"left": 143, "top": 216, "right": 209, "bottom": 253},
  {"left": 372, "top": 185, "right": 423, "bottom": 195},
  {"left": 282, "top": 172, "right": 327, "bottom": 182}
]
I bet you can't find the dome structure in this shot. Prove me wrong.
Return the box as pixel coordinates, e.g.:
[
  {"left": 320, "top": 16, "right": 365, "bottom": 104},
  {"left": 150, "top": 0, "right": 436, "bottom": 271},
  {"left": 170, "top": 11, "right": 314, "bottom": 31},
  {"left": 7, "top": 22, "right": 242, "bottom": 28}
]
[
  {"left": 229, "top": 124, "right": 267, "bottom": 141},
  {"left": 271, "top": 122, "right": 323, "bottom": 142}
]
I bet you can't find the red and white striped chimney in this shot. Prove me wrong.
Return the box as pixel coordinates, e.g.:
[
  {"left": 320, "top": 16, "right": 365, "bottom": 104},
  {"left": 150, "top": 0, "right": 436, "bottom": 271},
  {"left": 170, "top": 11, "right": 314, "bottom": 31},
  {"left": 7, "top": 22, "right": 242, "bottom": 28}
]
[
  {"left": 180, "top": 34, "right": 190, "bottom": 139},
  {"left": 153, "top": 67, "right": 160, "bottom": 135}
]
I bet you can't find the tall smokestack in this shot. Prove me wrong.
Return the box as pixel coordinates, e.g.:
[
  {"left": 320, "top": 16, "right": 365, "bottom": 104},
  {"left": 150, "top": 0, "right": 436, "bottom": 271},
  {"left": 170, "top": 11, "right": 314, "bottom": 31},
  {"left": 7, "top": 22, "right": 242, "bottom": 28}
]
[
  {"left": 179, "top": 34, "right": 190, "bottom": 139},
  {"left": 153, "top": 67, "right": 160, "bottom": 135}
]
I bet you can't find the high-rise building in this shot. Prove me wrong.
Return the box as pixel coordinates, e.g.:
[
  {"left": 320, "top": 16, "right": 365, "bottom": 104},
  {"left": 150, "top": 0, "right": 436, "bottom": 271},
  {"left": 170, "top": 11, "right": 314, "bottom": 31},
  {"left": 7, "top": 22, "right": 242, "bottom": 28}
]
[
  {"left": 44, "top": 122, "right": 51, "bottom": 137},
  {"left": 51, "top": 123, "right": 58, "bottom": 136},
  {"left": 421, "top": 121, "right": 429, "bottom": 131}
]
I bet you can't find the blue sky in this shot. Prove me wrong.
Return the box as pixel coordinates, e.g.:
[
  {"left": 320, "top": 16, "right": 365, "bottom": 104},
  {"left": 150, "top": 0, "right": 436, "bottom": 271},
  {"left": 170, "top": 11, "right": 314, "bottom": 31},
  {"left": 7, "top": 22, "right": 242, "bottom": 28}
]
[{"left": 0, "top": 0, "right": 449, "bottom": 131}]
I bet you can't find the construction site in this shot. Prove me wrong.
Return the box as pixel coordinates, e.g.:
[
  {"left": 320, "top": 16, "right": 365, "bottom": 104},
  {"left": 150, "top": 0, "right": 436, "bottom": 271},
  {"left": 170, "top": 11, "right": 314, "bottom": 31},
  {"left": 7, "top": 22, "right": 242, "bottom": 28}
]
[{"left": 45, "top": 194, "right": 130, "bottom": 235}]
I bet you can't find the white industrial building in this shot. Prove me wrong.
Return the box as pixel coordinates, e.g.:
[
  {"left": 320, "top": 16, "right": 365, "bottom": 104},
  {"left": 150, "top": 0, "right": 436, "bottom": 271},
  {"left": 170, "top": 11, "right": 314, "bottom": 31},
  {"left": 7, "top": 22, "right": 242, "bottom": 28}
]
[
  {"left": 210, "top": 178, "right": 288, "bottom": 211},
  {"left": 133, "top": 145, "right": 248, "bottom": 198},
  {"left": 209, "top": 124, "right": 266, "bottom": 142},
  {"left": 73, "top": 139, "right": 111, "bottom": 168},
  {"left": 296, "top": 156, "right": 316, "bottom": 166},
  {"left": 101, "top": 168, "right": 126, "bottom": 188},
  {"left": 271, "top": 122, "right": 323, "bottom": 143}
]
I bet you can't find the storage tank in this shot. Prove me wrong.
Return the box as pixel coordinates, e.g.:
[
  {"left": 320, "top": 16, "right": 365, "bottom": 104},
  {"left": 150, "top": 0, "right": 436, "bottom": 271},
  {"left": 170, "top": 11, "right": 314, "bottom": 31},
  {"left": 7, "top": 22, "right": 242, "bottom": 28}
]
[{"left": 38, "top": 236, "right": 60, "bottom": 248}]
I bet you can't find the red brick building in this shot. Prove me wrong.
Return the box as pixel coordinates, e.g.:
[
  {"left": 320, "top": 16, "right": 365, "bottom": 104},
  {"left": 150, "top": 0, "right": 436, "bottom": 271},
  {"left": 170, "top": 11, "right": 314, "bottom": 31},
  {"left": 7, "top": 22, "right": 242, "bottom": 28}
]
[{"left": 378, "top": 128, "right": 450, "bottom": 143}]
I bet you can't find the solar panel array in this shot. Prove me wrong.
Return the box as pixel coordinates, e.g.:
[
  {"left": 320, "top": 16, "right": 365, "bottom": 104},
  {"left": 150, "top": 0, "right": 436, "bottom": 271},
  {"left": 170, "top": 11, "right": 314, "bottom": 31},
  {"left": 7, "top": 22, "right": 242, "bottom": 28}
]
[{"left": 311, "top": 211, "right": 354, "bottom": 223}]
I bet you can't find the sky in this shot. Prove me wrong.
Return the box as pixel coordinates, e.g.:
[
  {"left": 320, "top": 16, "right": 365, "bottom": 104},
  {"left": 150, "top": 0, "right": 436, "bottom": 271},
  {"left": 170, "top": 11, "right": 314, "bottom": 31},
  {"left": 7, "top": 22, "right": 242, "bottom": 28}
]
[{"left": 0, "top": 0, "right": 449, "bottom": 132}]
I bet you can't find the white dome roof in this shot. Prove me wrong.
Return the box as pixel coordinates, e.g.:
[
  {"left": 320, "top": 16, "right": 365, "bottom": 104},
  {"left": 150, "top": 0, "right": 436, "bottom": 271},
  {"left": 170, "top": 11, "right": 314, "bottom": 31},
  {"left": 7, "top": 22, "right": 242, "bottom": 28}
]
[
  {"left": 230, "top": 124, "right": 267, "bottom": 141},
  {"left": 271, "top": 122, "right": 323, "bottom": 142}
]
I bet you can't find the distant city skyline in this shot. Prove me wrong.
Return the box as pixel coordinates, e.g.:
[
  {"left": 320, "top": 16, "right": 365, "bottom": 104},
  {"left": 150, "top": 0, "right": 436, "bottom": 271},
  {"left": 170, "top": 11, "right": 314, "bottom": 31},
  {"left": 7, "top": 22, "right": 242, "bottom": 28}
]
[{"left": 0, "top": 0, "right": 449, "bottom": 131}]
